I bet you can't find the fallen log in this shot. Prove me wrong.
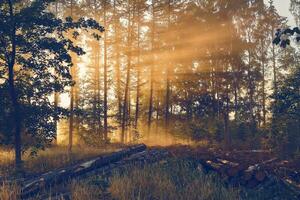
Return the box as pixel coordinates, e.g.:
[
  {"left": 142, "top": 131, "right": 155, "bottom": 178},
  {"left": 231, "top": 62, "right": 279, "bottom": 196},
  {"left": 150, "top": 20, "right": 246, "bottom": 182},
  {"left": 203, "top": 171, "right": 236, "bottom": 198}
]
[
  {"left": 20, "top": 144, "right": 147, "bottom": 199},
  {"left": 240, "top": 157, "right": 278, "bottom": 187},
  {"left": 202, "top": 156, "right": 281, "bottom": 188},
  {"left": 233, "top": 149, "right": 272, "bottom": 153},
  {"left": 41, "top": 148, "right": 169, "bottom": 200}
]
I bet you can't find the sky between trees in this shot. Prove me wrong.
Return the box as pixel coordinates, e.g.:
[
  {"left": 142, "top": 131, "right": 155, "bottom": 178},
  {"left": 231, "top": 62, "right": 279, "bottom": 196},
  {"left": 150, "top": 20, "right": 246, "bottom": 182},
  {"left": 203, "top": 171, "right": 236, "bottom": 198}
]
[{"left": 270, "top": 0, "right": 294, "bottom": 25}]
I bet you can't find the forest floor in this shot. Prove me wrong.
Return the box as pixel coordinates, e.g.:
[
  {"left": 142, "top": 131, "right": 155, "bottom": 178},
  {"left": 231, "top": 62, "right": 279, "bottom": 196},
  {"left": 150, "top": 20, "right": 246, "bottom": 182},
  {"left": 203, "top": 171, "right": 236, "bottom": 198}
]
[
  {"left": 0, "top": 143, "right": 125, "bottom": 179},
  {"left": 1, "top": 144, "right": 300, "bottom": 200}
]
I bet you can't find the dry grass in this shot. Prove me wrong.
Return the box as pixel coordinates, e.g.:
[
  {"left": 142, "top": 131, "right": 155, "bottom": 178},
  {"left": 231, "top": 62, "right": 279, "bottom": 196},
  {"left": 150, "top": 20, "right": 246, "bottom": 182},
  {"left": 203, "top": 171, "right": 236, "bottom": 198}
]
[
  {"left": 70, "top": 179, "right": 103, "bottom": 200},
  {"left": 0, "top": 182, "right": 20, "bottom": 200},
  {"left": 109, "top": 159, "right": 240, "bottom": 200},
  {"left": 0, "top": 145, "right": 121, "bottom": 177},
  {"left": 58, "top": 158, "right": 240, "bottom": 200}
]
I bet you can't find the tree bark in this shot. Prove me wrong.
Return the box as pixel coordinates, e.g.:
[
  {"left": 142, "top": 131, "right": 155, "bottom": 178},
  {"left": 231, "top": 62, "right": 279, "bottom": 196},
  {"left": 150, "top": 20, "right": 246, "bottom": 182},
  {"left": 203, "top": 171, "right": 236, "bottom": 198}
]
[
  {"left": 135, "top": 1, "right": 141, "bottom": 127},
  {"left": 53, "top": 1, "right": 59, "bottom": 145},
  {"left": 148, "top": 0, "right": 155, "bottom": 128},
  {"left": 261, "top": 39, "right": 266, "bottom": 127},
  {"left": 271, "top": 26, "right": 277, "bottom": 93},
  {"left": 113, "top": 0, "right": 122, "bottom": 120},
  {"left": 165, "top": 0, "right": 172, "bottom": 128},
  {"left": 68, "top": 0, "right": 74, "bottom": 153},
  {"left": 224, "top": 85, "right": 230, "bottom": 150},
  {"left": 7, "top": 0, "right": 22, "bottom": 172},
  {"left": 103, "top": 0, "right": 108, "bottom": 141},
  {"left": 121, "top": 0, "right": 132, "bottom": 141}
]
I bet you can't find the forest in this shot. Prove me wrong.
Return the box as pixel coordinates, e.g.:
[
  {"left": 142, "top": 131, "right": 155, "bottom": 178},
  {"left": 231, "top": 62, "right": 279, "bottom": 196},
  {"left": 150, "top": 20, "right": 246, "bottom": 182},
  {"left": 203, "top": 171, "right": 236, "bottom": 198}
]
[{"left": 0, "top": 0, "right": 300, "bottom": 199}]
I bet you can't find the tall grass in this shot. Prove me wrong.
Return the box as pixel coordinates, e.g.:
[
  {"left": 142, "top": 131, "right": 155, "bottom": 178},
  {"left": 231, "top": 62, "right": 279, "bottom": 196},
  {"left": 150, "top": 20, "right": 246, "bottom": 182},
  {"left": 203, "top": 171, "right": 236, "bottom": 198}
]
[
  {"left": 0, "top": 183, "right": 20, "bottom": 200},
  {"left": 0, "top": 145, "right": 120, "bottom": 177},
  {"left": 109, "top": 159, "right": 240, "bottom": 200},
  {"left": 70, "top": 179, "right": 103, "bottom": 200}
]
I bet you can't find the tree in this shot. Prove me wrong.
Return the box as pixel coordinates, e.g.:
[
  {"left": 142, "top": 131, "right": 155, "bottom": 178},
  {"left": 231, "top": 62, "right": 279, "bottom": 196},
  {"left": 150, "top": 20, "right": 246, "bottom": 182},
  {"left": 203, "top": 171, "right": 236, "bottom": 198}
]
[
  {"left": 291, "top": 0, "right": 300, "bottom": 26},
  {"left": 271, "top": 63, "right": 300, "bottom": 156},
  {"left": 0, "top": 0, "right": 103, "bottom": 171}
]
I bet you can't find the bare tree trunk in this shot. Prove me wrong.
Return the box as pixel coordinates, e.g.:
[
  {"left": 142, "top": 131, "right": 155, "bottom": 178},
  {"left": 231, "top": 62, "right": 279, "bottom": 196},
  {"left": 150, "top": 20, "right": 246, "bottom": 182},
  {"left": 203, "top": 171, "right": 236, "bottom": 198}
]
[
  {"left": 165, "top": 0, "right": 172, "bottom": 128},
  {"left": 54, "top": 1, "right": 59, "bottom": 145},
  {"left": 121, "top": 0, "right": 132, "bottom": 141},
  {"left": 54, "top": 92, "right": 59, "bottom": 144},
  {"left": 261, "top": 39, "right": 266, "bottom": 127},
  {"left": 135, "top": 1, "right": 141, "bottom": 128},
  {"left": 93, "top": 0, "right": 102, "bottom": 136},
  {"left": 96, "top": 45, "right": 101, "bottom": 135},
  {"left": 224, "top": 89, "right": 230, "bottom": 150},
  {"left": 69, "top": 83, "right": 74, "bottom": 152},
  {"left": 271, "top": 26, "right": 277, "bottom": 93},
  {"left": 113, "top": 0, "right": 122, "bottom": 120},
  {"left": 7, "top": 0, "right": 22, "bottom": 171},
  {"left": 156, "top": 94, "right": 159, "bottom": 120},
  {"left": 148, "top": 0, "right": 155, "bottom": 128},
  {"left": 69, "top": 0, "right": 74, "bottom": 152},
  {"left": 248, "top": 50, "right": 255, "bottom": 124},
  {"left": 128, "top": 86, "right": 131, "bottom": 122},
  {"left": 234, "top": 73, "right": 239, "bottom": 121},
  {"left": 103, "top": 0, "right": 108, "bottom": 141},
  {"left": 148, "top": 67, "right": 154, "bottom": 127},
  {"left": 135, "top": 64, "right": 140, "bottom": 127}
]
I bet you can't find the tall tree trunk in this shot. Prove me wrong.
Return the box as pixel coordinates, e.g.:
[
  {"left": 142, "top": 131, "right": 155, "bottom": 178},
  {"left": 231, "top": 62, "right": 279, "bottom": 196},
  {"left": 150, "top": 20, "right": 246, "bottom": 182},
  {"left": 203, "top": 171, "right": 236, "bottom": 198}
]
[
  {"left": 156, "top": 93, "right": 159, "bottom": 120},
  {"left": 148, "top": 67, "right": 154, "bottom": 127},
  {"left": 165, "top": 0, "right": 172, "bottom": 128},
  {"left": 121, "top": 0, "right": 132, "bottom": 141},
  {"left": 113, "top": 0, "right": 122, "bottom": 120},
  {"left": 93, "top": 0, "right": 102, "bottom": 137},
  {"left": 128, "top": 86, "right": 131, "bottom": 121},
  {"left": 68, "top": 0, "right": 74, "bottom": 152},
  {"left": 7, "top": 0, "right": 22, "bottom": 171},
  {"left": 135, "top": 63, "right": 140, "bottom": 127},
  {"left": 95, "top": 45, "right": 101, "bottom": 135},
  {"left": 224, "top": 87, "right": 230, "bottom": 150},
  {"left": 103, "top": 0, "right": 108, "bottom": 141},
  {"left": 234, "top": 71, "right": 239, "bottom": 121},
  {"left": 261, "top": 39, "right": 266, "bottom": 127},
  {"left": 69, "top": 82, "right": 74, "bottom": 152},
  {"left": 271, "top": 26, "right": 277, "bottom": 93},
  {"left": 135, "top": 1, "right": 141, "bottom": 128},
  {"left": 247, "top": 49, "right": 255, "bottom": 124},
  {"left": 54, "top": 92, "right": 59, "bottom": 144},
  {"left": 53, "top": 1, "right": 59, "bottom": 144},
  {"left": 148, "top": 0, "right": 155, "bottom": 128}
]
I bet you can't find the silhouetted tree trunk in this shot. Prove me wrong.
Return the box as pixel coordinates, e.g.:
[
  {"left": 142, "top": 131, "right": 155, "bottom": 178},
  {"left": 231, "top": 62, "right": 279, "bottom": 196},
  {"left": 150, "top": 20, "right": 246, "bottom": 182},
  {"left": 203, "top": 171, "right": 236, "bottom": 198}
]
[
  {"left": 53, "top": 1, "right": 59, "bottom": 144},
  {"left": 135, "top": 1, "right": 141, "bottom": 127},
  {"left": 7, "top": 0, "right": 22, "bottom": 171},
  {"left": 224, "top": 88, "right": 230, "bottom": 150},
  {"left": 247, "top": 49, "right": 255, "bottom": 124},
  {"left": 261, "top": 39, "right": 266, "bottom": 126},
  {"left": 68, "top": 0, "right": 74, "bottom": 152},
  {"left": 121, "top": 0, "right": 132, "bottom": 141},
  {"left": 165, "top": 0, "right": 172, "bottom": 128},
  {"left": 103, "top": 0, "right": 108, "bottom": 141},
  {"left": 271, "top": 26, "right": 277, "bottom": 93},
  {"left": 148, "top": 0, "right": 155, "bottom": 128},
  {"left": 94, "top": 0, "right": 102, "bottom": 136},
  {"left": 112, "top": 0, "right": 122, "bottom": 121}
]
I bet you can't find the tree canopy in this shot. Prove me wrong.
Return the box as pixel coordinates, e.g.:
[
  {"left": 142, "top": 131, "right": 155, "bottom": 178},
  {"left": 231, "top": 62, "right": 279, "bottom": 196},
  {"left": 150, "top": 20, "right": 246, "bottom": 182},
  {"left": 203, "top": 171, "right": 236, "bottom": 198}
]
[{"left": 0, "top": 0, "right": 103, "bottom": 168}]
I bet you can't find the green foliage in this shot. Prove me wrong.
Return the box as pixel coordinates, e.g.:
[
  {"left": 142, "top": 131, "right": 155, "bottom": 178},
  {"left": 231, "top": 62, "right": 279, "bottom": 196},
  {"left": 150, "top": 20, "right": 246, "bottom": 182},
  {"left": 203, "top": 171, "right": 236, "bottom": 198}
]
[
  {"left": 0, "top": 0, "right": 103, "bottom": 151},
  {"left": 271, "top": 66, "right": 300, "bottom": 157},
  {"left": 187, "top": 118, "right": 223, "bottom": 143}
]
